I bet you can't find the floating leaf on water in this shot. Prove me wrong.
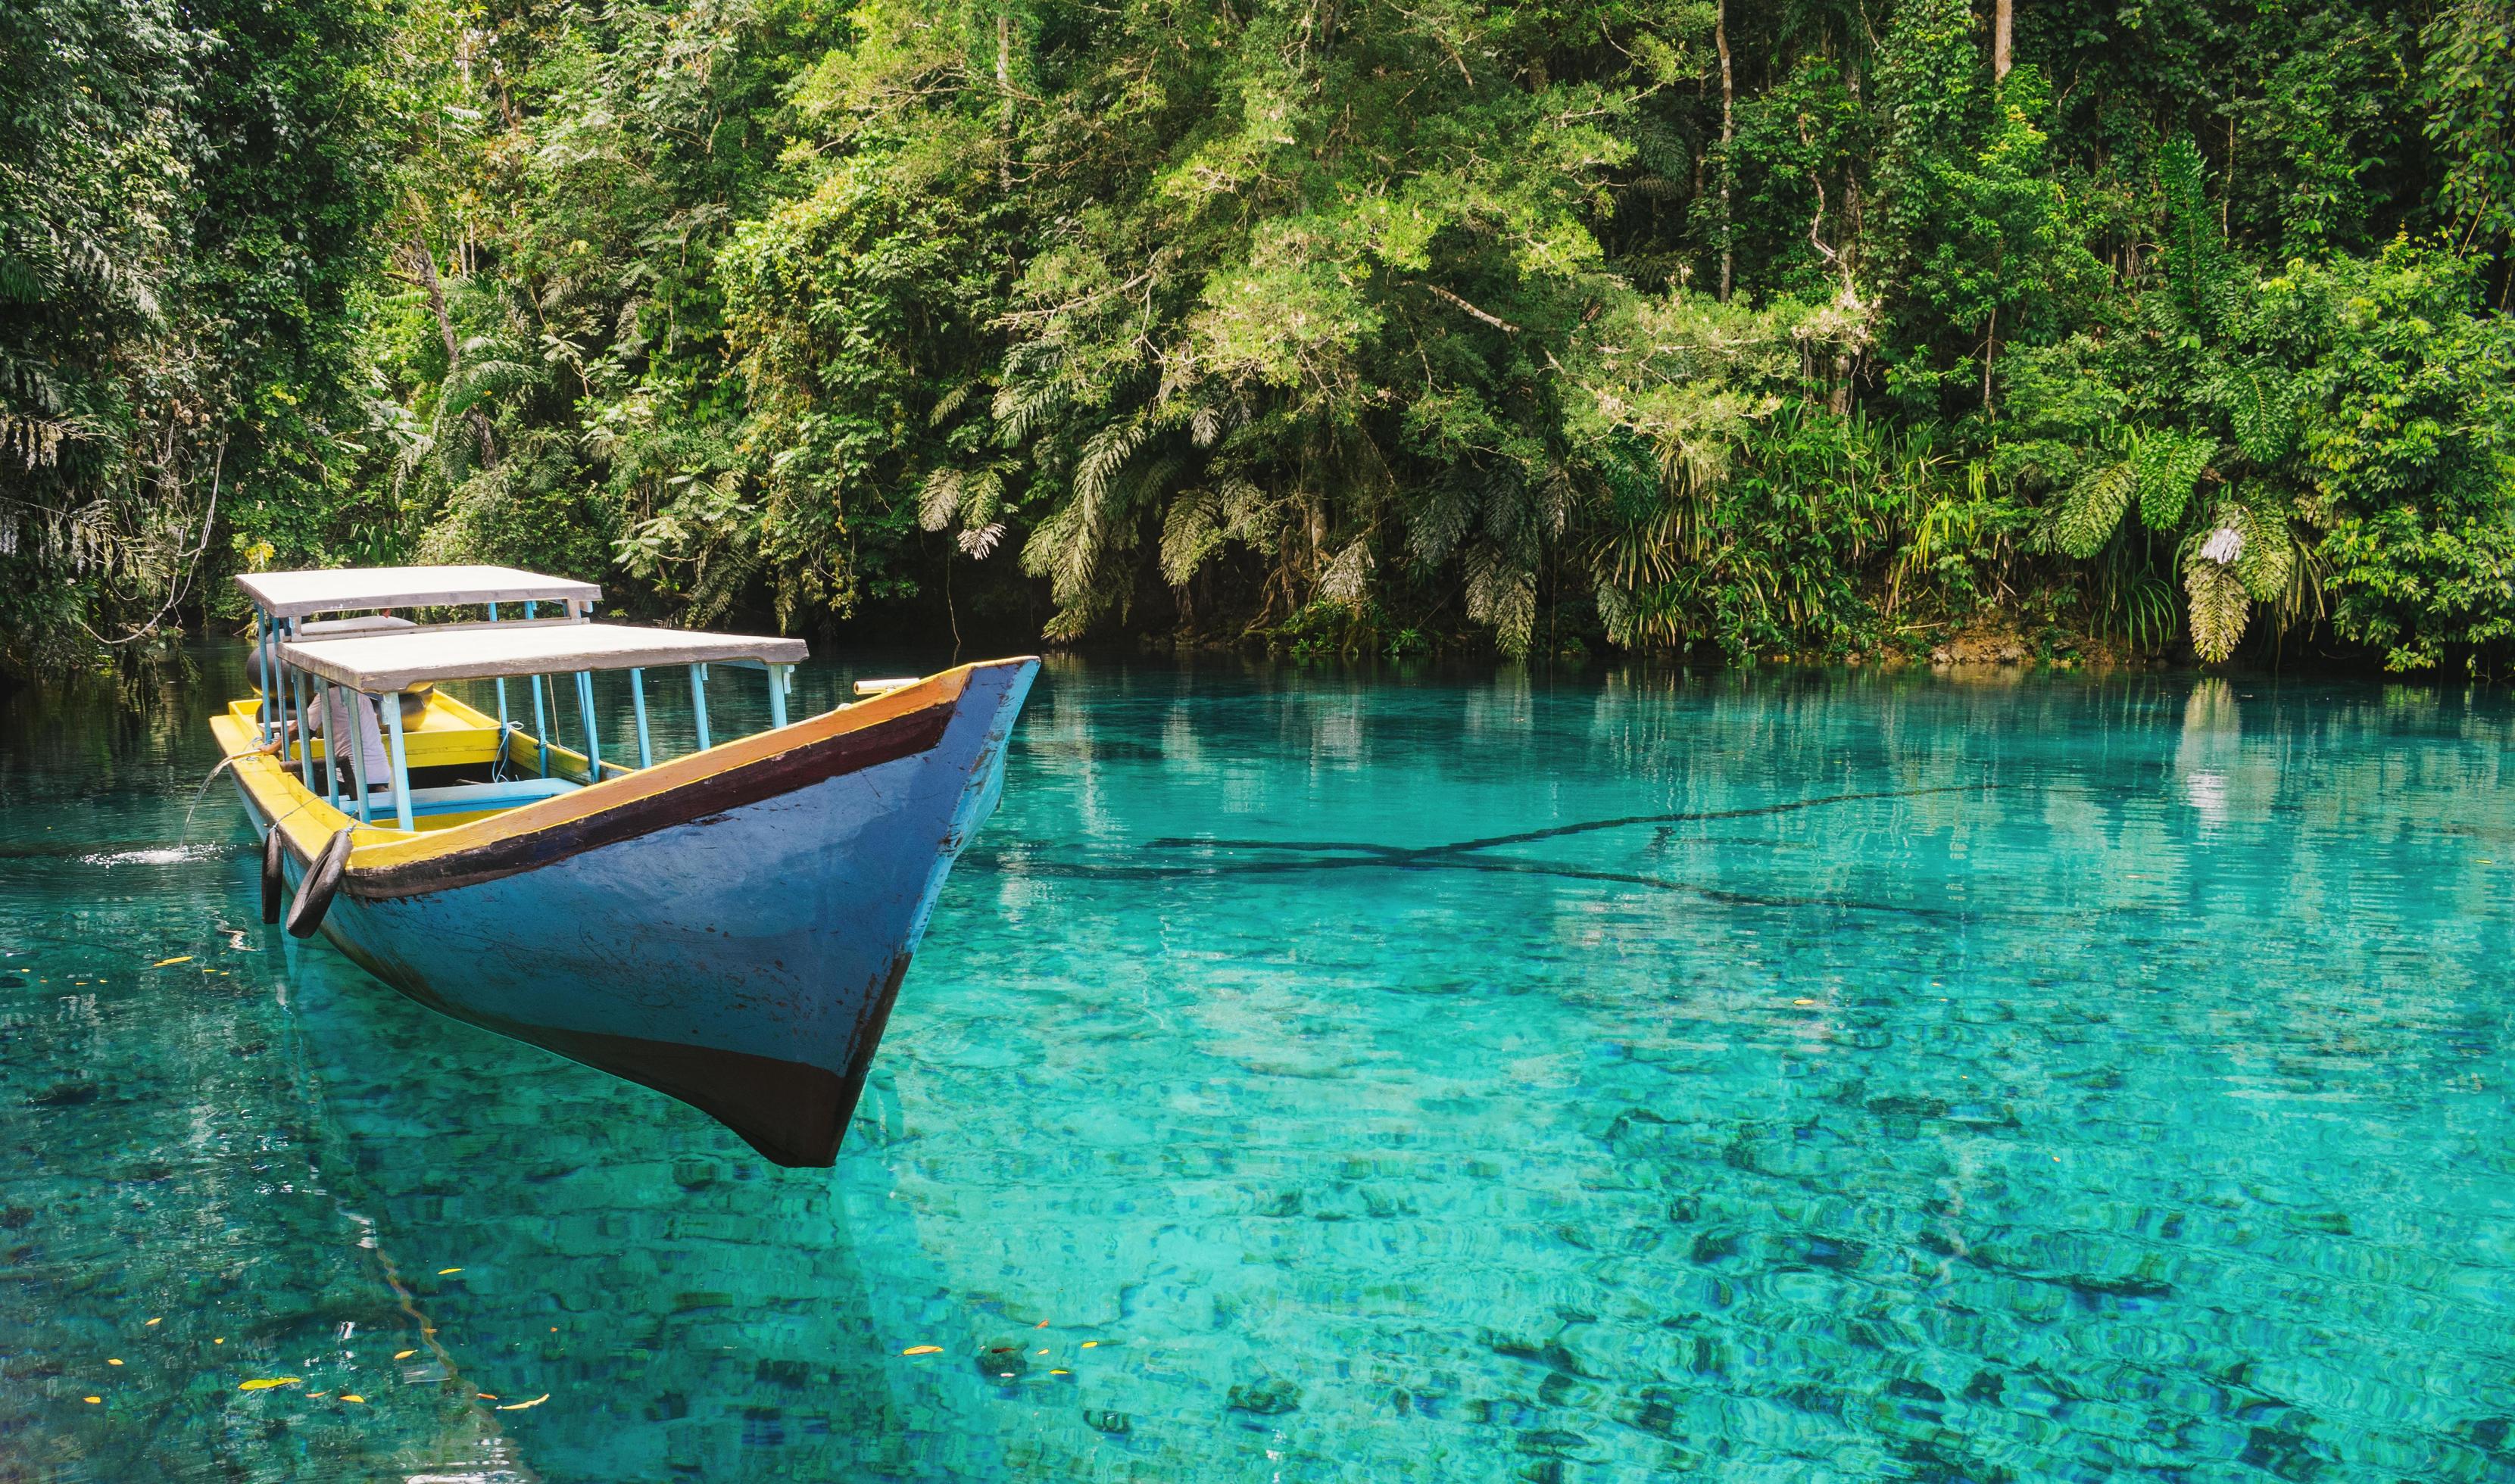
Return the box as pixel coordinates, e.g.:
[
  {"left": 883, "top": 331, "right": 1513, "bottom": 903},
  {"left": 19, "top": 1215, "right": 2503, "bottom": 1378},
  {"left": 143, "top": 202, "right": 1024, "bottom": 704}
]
[
  {"left": 392, "top": 1350, "right": 416, "bottom": 1360},
  {"left": 152, "top": 956, "right": 192, "bottom": 967},
  {"left": 237, "top": 1377, "right": 301, "bottom": 1391},
  {"left": 494, "top": 1394, "right": 549, "bottom": 1411},
  {"left": 900, "top": 1345, "right": 943, "bottom": 1356}
]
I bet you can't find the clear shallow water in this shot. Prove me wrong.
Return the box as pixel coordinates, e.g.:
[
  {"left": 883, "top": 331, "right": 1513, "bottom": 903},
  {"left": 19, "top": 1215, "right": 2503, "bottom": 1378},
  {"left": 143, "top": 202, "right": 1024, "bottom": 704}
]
[{"left": 5, "top": 650, "right": 2514, "bottom": 1483}]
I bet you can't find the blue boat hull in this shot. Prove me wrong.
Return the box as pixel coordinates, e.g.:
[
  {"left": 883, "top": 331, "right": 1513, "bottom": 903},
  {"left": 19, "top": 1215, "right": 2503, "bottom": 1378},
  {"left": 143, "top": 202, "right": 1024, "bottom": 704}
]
[{"left": 234, "top": 659, "right": 1037, "bottom": 1164}]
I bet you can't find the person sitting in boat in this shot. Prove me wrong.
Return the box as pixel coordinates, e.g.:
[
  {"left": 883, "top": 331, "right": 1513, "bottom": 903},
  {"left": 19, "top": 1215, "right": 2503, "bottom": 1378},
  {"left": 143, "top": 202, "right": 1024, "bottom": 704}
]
[{"left": 305, "top": 686, "right": 395, "bottom": 798}]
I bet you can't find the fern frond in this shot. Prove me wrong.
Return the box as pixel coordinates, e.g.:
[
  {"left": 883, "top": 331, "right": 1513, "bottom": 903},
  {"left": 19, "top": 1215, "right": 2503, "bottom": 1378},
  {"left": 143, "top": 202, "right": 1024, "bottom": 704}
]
[
  {"left": 2230, "top": 375, "right": 2296, "bottom": 466},
  {"left": 2185, "top": 550, "right": 2251, "bottom": 662},
  {"left": 929, "top": 382, "right": 979, "bottom": 428},
  {"left": 1075, "top": 419, "right": 1149, "bottom": 510},
  {"left": 993, "top": 379, "right": 1068, "bottom": 444},
  {"left": 1318, "top": 538, "right": 1375, "bottom": 611},
  {"left": 1160, "top": 492, "right": 1222, "bottom": 585},
  {"left": 1019, "top": 498, "right": 1095, "bottom": 603},
  {"left": 1218, "top": 476, "right": 1280, "bottom": 542},
  {"left": 963, "top": 467, "right": 1006, "bottom": 525},
  {"left": 1465, "top": 548, "right": 1537, "bottom": 657},
  {"left": 2054, "top": 459, "right": 2137, "bottom": 558},
  {"left": 1409, "top": 476, "right": 1477, "bottom": 566},
  {"left": 2136, "top": 435, "right": 2211, "bottom": 529},
  {"left": 918, "top": 467, "right": 964, "bottom": 532},
  {"left": 2233, "top": 500, "right": 2295, "bottom": 603}
]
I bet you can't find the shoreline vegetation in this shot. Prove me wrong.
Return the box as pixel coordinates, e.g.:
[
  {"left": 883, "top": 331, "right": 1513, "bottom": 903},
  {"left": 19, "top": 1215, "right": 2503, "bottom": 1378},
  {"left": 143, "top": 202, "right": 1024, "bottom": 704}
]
[{"left": 5, "top": 0, "right": 2513, "bottom": 683}]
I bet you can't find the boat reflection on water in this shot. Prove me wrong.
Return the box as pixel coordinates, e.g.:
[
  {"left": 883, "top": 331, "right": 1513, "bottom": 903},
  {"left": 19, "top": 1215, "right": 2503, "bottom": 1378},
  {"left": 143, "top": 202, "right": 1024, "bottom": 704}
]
[{"left": 277, "top": 943, "right": 971, "bottom": 1481}]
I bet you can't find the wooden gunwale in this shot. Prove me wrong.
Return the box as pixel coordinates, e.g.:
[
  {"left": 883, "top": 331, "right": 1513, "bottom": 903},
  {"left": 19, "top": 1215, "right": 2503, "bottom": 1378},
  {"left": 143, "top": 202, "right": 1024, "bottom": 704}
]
[{"left": 213, "top": 666, "right": 975, "bottom": 894}]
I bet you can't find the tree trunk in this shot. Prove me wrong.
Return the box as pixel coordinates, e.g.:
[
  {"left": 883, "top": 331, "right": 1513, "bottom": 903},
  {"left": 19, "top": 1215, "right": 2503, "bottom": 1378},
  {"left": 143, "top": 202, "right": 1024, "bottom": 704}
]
[
  {"left": 407, "top": 229, "right": 497, "bottom": 466},
  {"left": 408, "top": 231, "right": 458, "bottom": 367},
  {"left": 1992, "top": 0, "right": 2013, "bottom": 80},
  {"left": 996, "top": 7, "right": 1017, "bottom": 193},
  {"left": 1716, "top": 0, "right": 1734, "bottom": 302},
  {"left": 1982, "top": 304, "right": 1996, "bottom": 416}
]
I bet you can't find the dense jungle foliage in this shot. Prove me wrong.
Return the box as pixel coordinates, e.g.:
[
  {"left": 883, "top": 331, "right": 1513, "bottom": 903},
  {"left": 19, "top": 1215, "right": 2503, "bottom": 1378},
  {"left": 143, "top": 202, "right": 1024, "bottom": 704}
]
[{"left": 5, "top": 0, "right": 2513, "bottom": 675}]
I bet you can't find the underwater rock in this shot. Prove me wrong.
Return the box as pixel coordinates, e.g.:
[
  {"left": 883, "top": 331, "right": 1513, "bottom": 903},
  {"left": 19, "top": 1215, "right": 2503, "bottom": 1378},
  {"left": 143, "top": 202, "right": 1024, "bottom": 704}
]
[
  {"left": 976, "top": 1344, "right": 1029, "bottom": 1381},
  {"left": 1225, "top": 1378, "right": 1301, "bottom": 1416}
]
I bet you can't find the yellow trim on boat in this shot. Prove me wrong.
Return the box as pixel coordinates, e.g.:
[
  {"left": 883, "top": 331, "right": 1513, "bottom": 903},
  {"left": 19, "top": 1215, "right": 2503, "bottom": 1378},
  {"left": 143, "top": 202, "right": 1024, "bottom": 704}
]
[{"left": 214, "top": 664, "right": 976, "bottom": 868}]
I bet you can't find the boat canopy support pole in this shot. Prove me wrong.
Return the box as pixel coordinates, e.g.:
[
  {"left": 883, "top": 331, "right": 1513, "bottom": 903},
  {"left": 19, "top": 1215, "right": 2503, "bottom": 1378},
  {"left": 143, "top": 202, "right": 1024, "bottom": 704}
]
[
  {"left": 767, "top": 664, "right": 788, "bottom": 728},
  {"left": 630, "top": 668, "right": 652, "bottom": 768},
  {"left": 348, "top": 690, "right": 373, "bottom": 825},
  {"left": 689, "top": 664, "right": 711, "bottom": 752},
  {"left": 317, "top": 678, "right": 341, "bottom": 809},
  {"left": 526, "top": 600, "right": 546, "bottom": 777},
  {"left": 290, "top": 650, "right": 314, "bottom": 789},
  {"left": 488, "top": 602, "right": 509, "bottom": 731},
  {"left": 254, "top": 607, "right": 271, "bottom": 743},
  {"left": 265, "top": 612, "right": 282, "bottom": 744},
  {"left": 575, "top": 671, "right": 601, "bottom": 781},
  {"left": 383, "top": 694, "right": 415, "bottom": 831}
]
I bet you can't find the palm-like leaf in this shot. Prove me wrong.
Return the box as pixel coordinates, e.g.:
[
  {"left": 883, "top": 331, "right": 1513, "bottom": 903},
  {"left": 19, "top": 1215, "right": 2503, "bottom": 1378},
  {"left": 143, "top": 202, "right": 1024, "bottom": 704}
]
[
  {"left": 2136, "top": 435, "right": 2211, "bottom": 529},
  {"left": 2185, "top": 548, "right": 2251, "bottom": 662},
  {"left": 2054, "top": 459, "right": 2136, "bottom": 558}
]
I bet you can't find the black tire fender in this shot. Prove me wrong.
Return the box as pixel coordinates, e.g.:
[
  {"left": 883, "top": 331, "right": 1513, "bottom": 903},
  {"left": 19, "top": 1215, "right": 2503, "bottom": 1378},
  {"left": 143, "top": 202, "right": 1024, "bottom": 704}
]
[
  {"left": 284, "top": 828, "right": 355, "bottom": 940},
  {"left": 261, "top": 828, "right": 287, "bottom": 925}
]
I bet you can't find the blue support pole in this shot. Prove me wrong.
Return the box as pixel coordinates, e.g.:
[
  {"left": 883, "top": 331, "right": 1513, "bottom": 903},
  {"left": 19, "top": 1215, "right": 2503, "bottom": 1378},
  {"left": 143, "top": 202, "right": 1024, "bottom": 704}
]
[
  {"left": 689, "top": 664, "right": 711, "bottom": 752},
  {"left": 575, "top": 671, "right": 601, "bottom": 781},
  {"left": 253, "top": 608, "right": 271, "bottom": 742},
  {"left": 317, "top": 678, "right": 341, "bottom": 809},
  {"left": 348, "top": 691, "right": 373, "bottom": 825},
  {"left": 264, "top": 613, "right": 282, "bottom": 744},
  {"left": 631, "top": 668, "right": 652, "bottom": 768},
  {"left": 767, "top": 664, "right": 788, "bottom": 729},
  {"left": 383, "top": 695, "right": 415, "bottom": 831},
  {"left": 290, "top": 658, "right": 315, "bottom": 789},
  {"left": 526, "top": 600, "right": 546, "bottom": 777},
  {"left": 488, "top": 601, "right": 509, "bottom": 731}
]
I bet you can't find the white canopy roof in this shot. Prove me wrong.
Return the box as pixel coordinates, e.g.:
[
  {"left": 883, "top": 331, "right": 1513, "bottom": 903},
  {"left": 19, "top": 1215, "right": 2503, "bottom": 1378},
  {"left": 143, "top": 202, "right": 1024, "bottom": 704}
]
[
  {"left": 279, "top": 622, "right": 807, "bottom": 693},
  {"left": 236, "top": 564, "right": 601, "bottom": 619},
  {"left": 298, "top": 614, "right": 418, "bottom": 637}
]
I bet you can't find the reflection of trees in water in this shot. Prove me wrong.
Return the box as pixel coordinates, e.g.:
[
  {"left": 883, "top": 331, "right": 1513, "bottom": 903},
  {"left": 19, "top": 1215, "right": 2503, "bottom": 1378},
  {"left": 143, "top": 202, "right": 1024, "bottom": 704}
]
[{"left": 932, "top": 667, "right": 2515, "bottom": 1479}]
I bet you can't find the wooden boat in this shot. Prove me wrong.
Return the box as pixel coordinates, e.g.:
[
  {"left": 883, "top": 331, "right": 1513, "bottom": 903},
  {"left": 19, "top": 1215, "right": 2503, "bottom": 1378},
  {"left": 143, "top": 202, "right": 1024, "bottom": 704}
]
[{"left": 211, "top": 565, "right": 1038, "bottom": 1166}]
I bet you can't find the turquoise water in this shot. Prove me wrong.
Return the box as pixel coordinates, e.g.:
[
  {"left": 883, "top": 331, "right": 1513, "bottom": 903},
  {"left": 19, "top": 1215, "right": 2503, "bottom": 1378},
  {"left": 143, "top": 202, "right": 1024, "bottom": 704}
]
[{"left": 5, "top": 650, "right": 2514, "bottom": 1483}]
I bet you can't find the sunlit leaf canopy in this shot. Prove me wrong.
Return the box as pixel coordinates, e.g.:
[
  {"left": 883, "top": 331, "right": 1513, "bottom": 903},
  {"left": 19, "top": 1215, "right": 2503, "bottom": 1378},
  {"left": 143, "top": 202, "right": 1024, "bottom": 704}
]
[{"left": 4, "top": 0, "right": 2512, "bottom": 676}]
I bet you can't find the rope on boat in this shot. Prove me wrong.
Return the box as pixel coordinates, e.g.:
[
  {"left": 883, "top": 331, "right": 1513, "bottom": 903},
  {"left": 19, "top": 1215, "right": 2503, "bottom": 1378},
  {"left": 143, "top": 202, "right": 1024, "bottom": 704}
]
[{"left": 963, "top": 781, "right": 2010, "bottom": 921}]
